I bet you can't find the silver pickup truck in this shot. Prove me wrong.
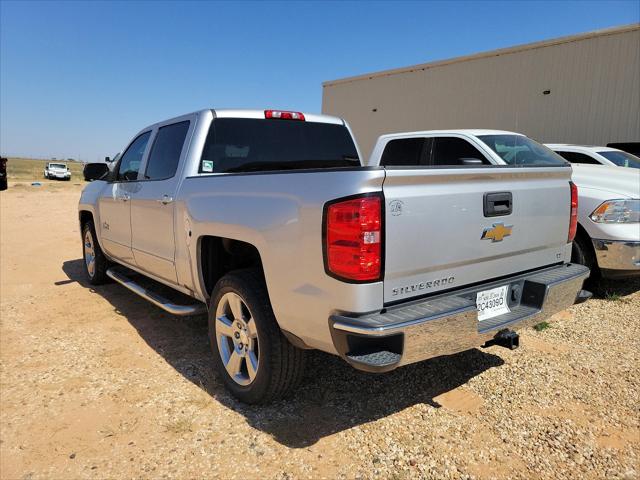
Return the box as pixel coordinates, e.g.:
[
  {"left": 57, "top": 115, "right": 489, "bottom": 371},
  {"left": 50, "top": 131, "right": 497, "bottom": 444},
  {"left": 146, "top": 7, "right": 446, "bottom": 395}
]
[{"left": 79, "top": 109, "right": 590, "bottom": 403}]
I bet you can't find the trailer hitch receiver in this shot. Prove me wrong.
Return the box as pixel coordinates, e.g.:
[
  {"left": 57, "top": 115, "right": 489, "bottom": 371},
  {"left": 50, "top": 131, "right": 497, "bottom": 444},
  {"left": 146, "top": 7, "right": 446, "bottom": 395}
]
[{"left": 483, "top": 329, "right": 520, "bottom": 350}]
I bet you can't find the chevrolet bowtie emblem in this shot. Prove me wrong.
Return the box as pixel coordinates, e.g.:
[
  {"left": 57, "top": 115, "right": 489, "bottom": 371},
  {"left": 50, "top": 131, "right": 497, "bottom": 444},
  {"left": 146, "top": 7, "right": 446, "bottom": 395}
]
[{"left": 481, "top": 223, "right": 513, "bottom": 242}]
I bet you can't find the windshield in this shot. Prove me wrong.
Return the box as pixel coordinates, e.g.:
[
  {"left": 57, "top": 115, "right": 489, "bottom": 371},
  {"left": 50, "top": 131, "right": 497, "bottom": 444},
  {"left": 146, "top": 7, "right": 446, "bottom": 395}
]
[
  {"left": 598, "top": 151, "right": 640, "bottom": 169},
  {"left": 49, "top": 163, "right": 67, "bottom": 169},
  {"left": 478, "top": 135, "right": 568, "bottom": 166},
  {"left": 200, "top": 118, "right": 359, "bottom": 173}
]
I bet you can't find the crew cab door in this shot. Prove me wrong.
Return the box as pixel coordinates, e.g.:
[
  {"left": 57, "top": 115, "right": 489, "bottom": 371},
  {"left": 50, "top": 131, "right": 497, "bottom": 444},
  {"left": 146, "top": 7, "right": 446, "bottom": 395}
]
[
  {"left": 130, "top": 119, "right": 192, "bottom": 284},
  {"left": 98, "top": 131, "right": 152, "bottom": 264}
]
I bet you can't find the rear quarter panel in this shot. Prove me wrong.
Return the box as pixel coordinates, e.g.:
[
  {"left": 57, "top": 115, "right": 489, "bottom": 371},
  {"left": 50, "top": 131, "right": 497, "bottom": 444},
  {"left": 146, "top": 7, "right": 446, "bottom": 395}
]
[{"left": 177, "top": 169, "right": 386, "bottom": 353}]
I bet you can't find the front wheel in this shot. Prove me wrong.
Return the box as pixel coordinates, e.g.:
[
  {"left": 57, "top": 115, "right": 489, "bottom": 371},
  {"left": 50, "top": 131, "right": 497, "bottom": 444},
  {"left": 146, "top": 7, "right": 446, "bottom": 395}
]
[
  {"left": 208, "top": 269, "right": 306, "bottom": 404},
  {"left": 572, "top": 231, "right": 600, "bottom": 291},
  {"left": 572, "top": 233, "right": 598, "bottom": 276},
  {"left": 82, "top": 221, "right": 109, "bottom": 285}
]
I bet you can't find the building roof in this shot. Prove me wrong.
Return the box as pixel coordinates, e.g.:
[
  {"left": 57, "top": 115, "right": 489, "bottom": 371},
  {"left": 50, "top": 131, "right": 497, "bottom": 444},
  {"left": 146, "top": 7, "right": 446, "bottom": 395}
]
[{"left": 323, "top": 24, "right": 640, "bottom": 87}]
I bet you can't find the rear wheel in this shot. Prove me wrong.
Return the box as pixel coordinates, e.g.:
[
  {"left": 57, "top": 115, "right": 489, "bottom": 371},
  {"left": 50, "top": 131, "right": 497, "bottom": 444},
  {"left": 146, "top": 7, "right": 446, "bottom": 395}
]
[
  {"left": 82, "top": 221, "right": 108, "bottom": 285},
  {"left": 208, "top": 269, "right": 306, "bottom": 404}
]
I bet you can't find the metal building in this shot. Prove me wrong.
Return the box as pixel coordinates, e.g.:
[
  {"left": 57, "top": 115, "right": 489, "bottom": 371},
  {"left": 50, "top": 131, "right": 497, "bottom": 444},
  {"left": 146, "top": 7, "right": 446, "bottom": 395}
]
[{"left": 322, "top": 24, "right": 640, "bottom": 158}]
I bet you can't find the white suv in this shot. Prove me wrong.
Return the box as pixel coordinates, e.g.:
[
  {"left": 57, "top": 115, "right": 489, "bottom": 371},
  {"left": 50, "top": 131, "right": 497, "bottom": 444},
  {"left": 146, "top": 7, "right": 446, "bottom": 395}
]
[
  {"left": 546, "top": 144, "right": 640, "bottom": 169},
  {"left": 44, "top": 162, "right": 71, "bottom": 180}
]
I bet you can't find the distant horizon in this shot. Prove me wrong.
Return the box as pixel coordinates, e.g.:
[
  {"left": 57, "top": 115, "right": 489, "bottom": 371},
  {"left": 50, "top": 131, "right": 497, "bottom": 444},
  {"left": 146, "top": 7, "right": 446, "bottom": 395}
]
[
  {"left": 2, "top": 0, "right": 639, "bottom": 160},
  {"left": 2, "top": 155, "right": 87, "bottom": 162}
]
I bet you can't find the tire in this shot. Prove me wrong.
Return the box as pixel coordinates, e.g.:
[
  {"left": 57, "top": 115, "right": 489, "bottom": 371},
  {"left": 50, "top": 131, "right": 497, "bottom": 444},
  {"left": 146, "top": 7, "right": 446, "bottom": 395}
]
[
  {"left": 572, "top": 231, "right": 599, "bottom": 284},
  {"left": 82, "top": 220, "right": 109, "bottom": 285},
  {"left": 572, "top": 234, "right": 594, "bottom": 271},
  {"left": 208, "top": 269, "right": 306, "bottom": 404}
]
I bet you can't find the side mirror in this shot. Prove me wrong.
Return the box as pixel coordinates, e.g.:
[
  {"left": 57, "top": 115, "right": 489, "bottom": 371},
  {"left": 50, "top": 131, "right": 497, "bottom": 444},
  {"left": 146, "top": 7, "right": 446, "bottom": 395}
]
[
  {"left": 105, "top": 156, "right": 111, "bottom": 163},
  {"left": 460, "top": 158, "right": 485, "bottom": 166},
  {"left": 83, "top": 163, "right": 109, "bottom": 181},
  {"left": 123, "top": 170, "right": 138, "bottom": 181}
]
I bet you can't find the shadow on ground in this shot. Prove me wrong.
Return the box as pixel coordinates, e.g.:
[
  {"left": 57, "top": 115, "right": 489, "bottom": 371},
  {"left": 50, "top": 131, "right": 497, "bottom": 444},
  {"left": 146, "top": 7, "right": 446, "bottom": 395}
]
[
  {"left": 62, "top": 258, "right": 505, "bottom": 448},
  {"left": 589, "top": 275, "right": 640, "bottom": 299}
]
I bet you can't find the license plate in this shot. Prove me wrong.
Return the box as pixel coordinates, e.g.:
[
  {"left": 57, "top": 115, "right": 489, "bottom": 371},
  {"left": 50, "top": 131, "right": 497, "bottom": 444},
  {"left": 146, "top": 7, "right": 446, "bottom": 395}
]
[{"left": 476, "top": 285, "right": 510, "bottom": 321}]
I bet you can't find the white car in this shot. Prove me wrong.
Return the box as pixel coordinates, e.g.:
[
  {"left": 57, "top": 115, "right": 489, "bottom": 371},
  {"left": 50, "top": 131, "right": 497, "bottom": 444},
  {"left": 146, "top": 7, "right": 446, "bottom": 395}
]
[
  {"left": 571, "top": 164, "right": 640, "bottom": 279},
  {"left": 44, "top": 162, "right": 71, "bottom": 180},
  {"left": 547, "top": 144, "right": 640, "bottom": 169}
]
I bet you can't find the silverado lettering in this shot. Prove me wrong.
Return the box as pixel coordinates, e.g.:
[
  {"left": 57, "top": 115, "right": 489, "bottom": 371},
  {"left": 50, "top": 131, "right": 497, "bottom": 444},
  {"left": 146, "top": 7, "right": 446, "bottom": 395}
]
[{"left": 392, "top": 276, "right": 455, "bottom": 296}]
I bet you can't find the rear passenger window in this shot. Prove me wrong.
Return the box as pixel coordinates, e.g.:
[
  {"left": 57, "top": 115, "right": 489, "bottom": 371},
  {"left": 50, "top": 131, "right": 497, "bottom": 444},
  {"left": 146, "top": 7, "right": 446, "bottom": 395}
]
[
  {"left": 117, "top": 131, "right": 151, "bottom": 181},
  {"left": 145, "top": 121, "right": 190, "bottom": 180},
  {"left": 380, "top": 138, "right": 431, "bottom": 166},
  {"left": 556, "top": 151, "right": 600, "bottom": 165},
  {"left": 431, "top": 137, "right": 490, "bottom": 166}
]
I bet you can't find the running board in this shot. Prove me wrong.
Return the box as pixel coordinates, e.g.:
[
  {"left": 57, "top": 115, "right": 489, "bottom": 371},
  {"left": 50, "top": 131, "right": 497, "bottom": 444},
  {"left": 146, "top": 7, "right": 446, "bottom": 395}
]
[{"left": 106, "top": 268, "right": 207, "bottom": 316}]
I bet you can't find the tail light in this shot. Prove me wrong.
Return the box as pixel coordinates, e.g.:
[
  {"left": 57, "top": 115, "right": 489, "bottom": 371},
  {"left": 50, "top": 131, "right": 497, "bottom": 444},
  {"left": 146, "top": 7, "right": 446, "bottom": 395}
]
[
  {"left": 324, "top": 194, "right": 383, "bottom": 282},
  {"left": 264, "top": 110, "right": 305, "bottom": 121},
  {"left": 568, "top": 181, "right": 578, "bottom": 242}
]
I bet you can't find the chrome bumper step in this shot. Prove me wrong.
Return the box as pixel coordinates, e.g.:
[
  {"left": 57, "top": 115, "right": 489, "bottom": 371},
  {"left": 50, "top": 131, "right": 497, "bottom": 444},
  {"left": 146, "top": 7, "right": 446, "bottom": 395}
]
[
  {"left": 345, "top": 350, "right": 401, "bottom": 370},
  {"left": 106, "top": 267, "right": 207, "bottom": 316},
  {"left": 330, "top": 263, "right": 590, "bottom": 372}
]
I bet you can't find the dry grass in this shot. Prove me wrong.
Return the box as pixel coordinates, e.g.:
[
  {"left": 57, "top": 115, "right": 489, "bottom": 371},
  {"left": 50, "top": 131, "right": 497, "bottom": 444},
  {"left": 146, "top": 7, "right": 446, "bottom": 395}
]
[
  {"left": 6, "top": 157, "right": 85, "bottom": 182},
  {"left": 164, "top": 416, "right": 195, "bottom": 435}
]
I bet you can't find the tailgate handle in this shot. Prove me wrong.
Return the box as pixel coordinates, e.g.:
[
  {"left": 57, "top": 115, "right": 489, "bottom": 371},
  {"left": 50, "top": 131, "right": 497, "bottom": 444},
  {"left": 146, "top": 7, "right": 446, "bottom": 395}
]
[{"left": 484, "top": 192, "right": 512, "bottom": 217}]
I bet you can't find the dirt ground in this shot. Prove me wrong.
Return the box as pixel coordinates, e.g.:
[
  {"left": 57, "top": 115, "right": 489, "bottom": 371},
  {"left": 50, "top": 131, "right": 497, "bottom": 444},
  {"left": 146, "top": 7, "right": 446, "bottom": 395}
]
[{"left": 1, "top": 183, "right": 638, "bottom": 480}]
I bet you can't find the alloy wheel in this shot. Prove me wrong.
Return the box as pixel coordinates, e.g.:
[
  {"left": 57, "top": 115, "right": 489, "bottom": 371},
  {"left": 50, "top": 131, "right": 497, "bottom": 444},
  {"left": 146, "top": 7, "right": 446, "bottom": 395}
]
[
  {"left": 215, "top": 292, "right": 259, "bottom": 386},
  {"left": 84, "top": 229, "right": 96, "bottom": 278}
]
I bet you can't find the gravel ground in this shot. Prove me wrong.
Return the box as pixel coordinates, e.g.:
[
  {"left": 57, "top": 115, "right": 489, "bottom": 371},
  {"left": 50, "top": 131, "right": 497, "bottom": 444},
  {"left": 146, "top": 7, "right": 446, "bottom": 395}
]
[{"left": 1, "top": 184, "right": 638, "bottom": 480}]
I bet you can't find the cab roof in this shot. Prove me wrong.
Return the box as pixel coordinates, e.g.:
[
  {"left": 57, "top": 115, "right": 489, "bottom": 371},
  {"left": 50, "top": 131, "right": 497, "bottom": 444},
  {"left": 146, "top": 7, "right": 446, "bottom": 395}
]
[
  {"left": 377, "top": 129, "right": 525, "bottom": 141},
  {"left": 211, "top": 109, "right": 344, "bottom": 125},
  {"left": 154, "top": 109, "right": 345, "bottom": 127},
  {"left": 127, "top": 108, "right": 355, "bottom": 162},
  {"left": 545, "top": 144, "right": 621, "bottom": 153}
]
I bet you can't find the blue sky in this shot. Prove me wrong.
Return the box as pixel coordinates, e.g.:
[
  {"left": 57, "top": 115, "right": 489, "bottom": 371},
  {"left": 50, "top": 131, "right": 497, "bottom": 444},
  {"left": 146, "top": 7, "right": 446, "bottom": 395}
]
[{"left": 1, "top": 1, "right": 638, "bottom": 161}]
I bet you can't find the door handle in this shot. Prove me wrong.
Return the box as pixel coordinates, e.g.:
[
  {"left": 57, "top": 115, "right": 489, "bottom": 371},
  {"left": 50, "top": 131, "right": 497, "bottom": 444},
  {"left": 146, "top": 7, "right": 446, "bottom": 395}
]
[
  {"left": 483, "top": 192, "right": 512, "bottom": 217},
  {"left": 157, "top": 195, "right": 174, "bottom": 205}
]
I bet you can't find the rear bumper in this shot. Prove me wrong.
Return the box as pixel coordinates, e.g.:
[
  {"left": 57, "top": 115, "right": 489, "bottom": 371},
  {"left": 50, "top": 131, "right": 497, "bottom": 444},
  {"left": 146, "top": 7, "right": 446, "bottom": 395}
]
[
  {"left": 330, "top": 263, "right": 589, "bottom": 372},
  {"left": 592, "top": 239, "right": 640, "bottom": 278}
]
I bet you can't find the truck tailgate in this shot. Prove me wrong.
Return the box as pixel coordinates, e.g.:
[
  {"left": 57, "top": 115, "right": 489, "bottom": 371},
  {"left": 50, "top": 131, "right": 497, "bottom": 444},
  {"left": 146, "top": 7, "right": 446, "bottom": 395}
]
[{"left": 383, "top": 167, "right": 573, "bottom": 303}]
